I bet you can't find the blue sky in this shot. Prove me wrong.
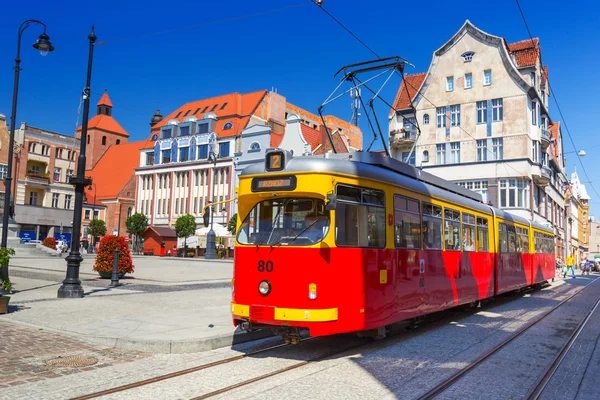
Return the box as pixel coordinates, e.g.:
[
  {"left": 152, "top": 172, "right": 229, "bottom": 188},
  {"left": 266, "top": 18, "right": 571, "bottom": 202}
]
[{"left": 2, "top": 0, "right": 599, "bottom": 215}]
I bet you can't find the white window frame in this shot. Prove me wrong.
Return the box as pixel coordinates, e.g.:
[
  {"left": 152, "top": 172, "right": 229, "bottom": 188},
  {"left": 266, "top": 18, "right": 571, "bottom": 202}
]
[
  {"left": 447, "top": 76, "right": 454, "bottom": 92},
  {"left": 65, "top": 194, "right": 72, "bottom": 209},
  {"left": 477, "top": 139, "right": 487, "bottom": 161},
  {"left": 492, "top": 98, "right": 503, "bottom": 121},
  {"left": 450, "top": 142, "right": 460, "bottom": 164},
  {"left": 464, "top": 73, "right": 472, "bottom": 89},
  {"left": 436, "top": 144, "right": 446, "bottom": 165},
  {"left": 422, "top": 150, "right": 429, "bottom": 163},
  {"left": 492, "top": 138, "right": 503, "bottom": 160},
  {"left": 450, "top": 105, "right": 460, "bottom": 127},
  {"left": 29, "top": 191, "right": 38, "bottom": 206},
  {"left": 476, "top": 101, "right": 487, "bottom": 124},
  {"left": 484, "top": 70, "right": 492, "bottom": 86},
  {"left": 499, "top": 179, "right": 530, "bottom": 209},
  {"left": 0, "top": 164, "right": 8, "bottom": 180},
  {"left": 436, "top": 108, "right": 446, "bottom": 128},
  {"left": 52, "top": 193, "right": 60, "bottom": 208},
  {"left": 423, "top": 114, "right": 429, "bottom": 125}
]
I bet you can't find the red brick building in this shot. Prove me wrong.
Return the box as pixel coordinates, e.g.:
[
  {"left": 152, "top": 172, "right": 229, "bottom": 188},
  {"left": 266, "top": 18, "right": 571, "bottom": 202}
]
[{"left": 140, "top": 226, "right": 177, "bottom": 256}]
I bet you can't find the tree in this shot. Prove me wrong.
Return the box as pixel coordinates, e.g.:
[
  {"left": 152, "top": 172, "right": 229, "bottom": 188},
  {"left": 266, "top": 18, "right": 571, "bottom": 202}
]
[
  {"left": 175, "top": 214, "right": 196, "bottom": 256},
  {"left": 227, "top": 213, "right": 238, "bottom": 235},
  {"left": 89, "top": 219, "right": 107, "bottom": 240},
  {"left": 126, "top": 213, "right": 149, "bottom": 254}
]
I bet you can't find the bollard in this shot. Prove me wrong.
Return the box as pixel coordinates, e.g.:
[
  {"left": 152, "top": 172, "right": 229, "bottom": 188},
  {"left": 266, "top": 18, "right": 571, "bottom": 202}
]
[{"left": 110, "top": 248, "right": 121, "bottom": 287}]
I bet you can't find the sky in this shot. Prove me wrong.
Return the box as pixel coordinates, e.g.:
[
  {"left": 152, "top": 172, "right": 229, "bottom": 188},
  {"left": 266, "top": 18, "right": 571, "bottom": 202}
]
[{"left": 2, "top": 0, "right": 600, "bottom": 216}]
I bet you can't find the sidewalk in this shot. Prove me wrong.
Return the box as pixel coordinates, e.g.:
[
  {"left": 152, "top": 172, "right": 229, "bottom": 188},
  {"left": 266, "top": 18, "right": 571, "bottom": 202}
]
[{"left": 1, "top": 254, "right": 271, "bottom": 354}]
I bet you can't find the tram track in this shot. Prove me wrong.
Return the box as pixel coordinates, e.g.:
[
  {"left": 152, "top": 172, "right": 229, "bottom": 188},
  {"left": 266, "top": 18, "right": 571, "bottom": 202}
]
[{"left": 416, "top": 276, "right": 600, "bottom": 400}]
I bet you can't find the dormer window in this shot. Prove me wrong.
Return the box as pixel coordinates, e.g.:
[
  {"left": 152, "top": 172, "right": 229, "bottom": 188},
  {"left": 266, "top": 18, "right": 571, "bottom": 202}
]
[
  {"left": 249, "top": 142, "right": 260, "bottom": 152},
  {"left": 198, "top": 123, "right": 209, "bottom": 134},
  {"left": 180, "top": 126, "right": 190, "bottom": 137},
  {"left": 161, "top": 128, "right": 172, "bottom": 139},
  {"left": 223, "top": 122, "right": 233, "bottom": 130},
  {"left": 151, "top": 134, "right": 158, "bottom": 141},
  {"left": 461, "top": 52, "right": 475, "bottom": 62}
]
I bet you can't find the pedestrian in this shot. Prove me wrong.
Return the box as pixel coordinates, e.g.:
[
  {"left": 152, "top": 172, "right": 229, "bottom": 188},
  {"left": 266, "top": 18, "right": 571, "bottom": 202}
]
[
  {"left": 564, "top": 253, "right": 575, "bottom": 279},
  {"left": 160, "top": 242, "right": 165, "bottom": 257}
]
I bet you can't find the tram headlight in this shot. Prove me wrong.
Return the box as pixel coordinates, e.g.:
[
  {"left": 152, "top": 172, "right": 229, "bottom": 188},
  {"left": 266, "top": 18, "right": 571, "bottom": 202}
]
[
  {"left": 258, "top": 280, "right": 271, "bottom": 296},
  {"left": 309, "top": 283, "right": 317, "bottom": 300}
]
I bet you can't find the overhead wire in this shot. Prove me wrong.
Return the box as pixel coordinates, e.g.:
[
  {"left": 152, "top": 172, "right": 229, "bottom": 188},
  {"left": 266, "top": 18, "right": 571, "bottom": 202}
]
[
  {"left": 312, "top": 0, "right": 530, "bottom": 180},
  {"left": 514, "top": 0, "right": 600, "bottom": 200}
]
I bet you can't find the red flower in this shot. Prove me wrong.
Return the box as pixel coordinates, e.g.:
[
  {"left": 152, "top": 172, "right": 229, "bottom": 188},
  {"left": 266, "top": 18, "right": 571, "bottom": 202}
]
[
  {"left": 92, "top": 235, "right": 135, "bottom": 274},
  {"left": 42, "top": 237, "right": 57, "bottom": 249}
]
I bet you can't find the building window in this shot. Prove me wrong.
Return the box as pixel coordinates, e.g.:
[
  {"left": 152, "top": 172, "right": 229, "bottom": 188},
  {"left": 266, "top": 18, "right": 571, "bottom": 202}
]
[
  {"left": 477, "top": 140, "right": 487, "bottom": 161},
  {"left": 219, "top": 142, "right": 230, "bottom": 157},
  {"left": 394, "top": 195, "right": 421, "bottom": 249},
  {"left": 532, "top": 140, "right": 540, "bottom": 163},
  {"left": 85, "top": 210, "right": 91, "bottom": 220},
  {"left": 162, "top": 149, "right": 171, "bottom": 164},
  {"left": 436, "top": 144, "right": 446, "bottom": 165},
  {"left": 436, "top": 108, "right": 446, "bottom": 128},
  {"left": 145, "top": 152, "right": 154, "bottom": 166},
  {"left": 530, "top": 72, "right": 536, "bottom": 87},
  {"left": 465, "top": 73, "right": 472, "bottom": 89},
  {"left": 499, "top": 179, "right": 530, "bottom": 209},
  {"left": 102, "top": 136, "right": 107, "bottom": 146},
  {"left": 450, "top": 142, "right": 460, "bottom": 164},
  {"left": 476, "top": 101, "right": 487, "bottom": 124},
  {"left": 401, "top": 151, "right": 416, "bottom": 166},
  {"left": 52, "top": 193, "right": 59, "bottom": 208},
  {"left": 531, "top": 101, "right": 537, "bottom": 125},
  {"left": 29, "top": 191, "right": 38, "bottom": 206},
  {"left": 198, "top": 123, "right": 209, "bottom": 134},
  {"left": 56, "top": 148, "right": 62, "bottom": 158},
  {"left": 67, "top": 169, "right": 74, "bottom": 180},
  {"left": 249, "top": 142, "right": 261, "bottom": 152},
  {"left": 180, "top": 126, "right": 190, "bottom": 137},
  {"left": 179, "top": 147, "right": 189, "bottom": 162},
  {"left": 423, "top": 114, "right": 429, "bottom": 125},
  {"left": 162, "top": 129, "right": 172, "bottom": 139},
  {"left": 65, "top": 195, "right": 72, "bottom": 209},
  {"left": 175, "top": 198, "right": 179, "bottom": 215},
  {"left": 198, "top": 144, "right": 208, "bottom": 159},
  {"left": 422, "top": 150, "right": 429, "bottom": 163},
  {"left": 456, "top": 180, "right": 489, "bottom": 203},
  {"left": 492, "top": 98, "right": 503, "bottom": 121},
  {"left": 53, "top": 167, "right": 61, "bottom": 183},
  {"left": 446, "top": 76, "right": 454, "bottom": 92},
  {"left": 0, "top": 164, "right": 8, "bottom": 180},
  {"left": 492, "top": 138, "right": 503, "bottom": 160},
  {"left": 484, "top": 70, "right": 492, "bottom": 86},
  {"left": 461, "top": 51, "right": 474, "bottom": 62},
  {"left": 450, "top": 105, "right": 460, "bottom": 126},
  {"left": 223, "top": 122, "right": 233, "bottom": 130}
]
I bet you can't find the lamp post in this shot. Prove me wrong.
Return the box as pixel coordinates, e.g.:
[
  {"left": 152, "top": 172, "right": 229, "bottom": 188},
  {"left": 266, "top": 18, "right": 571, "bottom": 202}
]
[
  {"left": 1, "top": 20, "right": 54, "bottom": 294},
  {"left": 205, "top": 134, "right": 218, "bottom": 259},
  {"left": 87, "top": 183, "right": 96, "bottom": 252},
  {"left": 58, "top": 26, "right": 96, "bottom": 299}
]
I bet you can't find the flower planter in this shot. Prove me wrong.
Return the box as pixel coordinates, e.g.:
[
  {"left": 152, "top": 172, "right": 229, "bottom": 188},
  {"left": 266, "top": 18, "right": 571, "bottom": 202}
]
[
  {"left": 0, "top": 296, "right": 9, "bottom": 314},
  {"left": 97, "top": 271, "right": 126, "bottom": 279}
]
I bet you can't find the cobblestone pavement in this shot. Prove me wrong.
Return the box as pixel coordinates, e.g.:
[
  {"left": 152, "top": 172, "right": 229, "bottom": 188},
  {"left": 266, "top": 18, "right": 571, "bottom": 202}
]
[{"left": 0, "top": 321, "right": 150, "bottom": 389}]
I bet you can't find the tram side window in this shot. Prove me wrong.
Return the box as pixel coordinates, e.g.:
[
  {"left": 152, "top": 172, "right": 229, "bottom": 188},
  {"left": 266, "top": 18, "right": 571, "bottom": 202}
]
[
  {"left": 444, "top": 208, "right": 461, "bottom": 251},
  {"left": 394, "top": 195, "right": 421, "bottom": 249},
  {"left": 462, "top": 213, "right": 476, "bottom": 252},
  {"left": 516, "top": 227, "right": 529, "bottom": 253},
  {"left": 422, "top": 203, "right": 443, "bottom": 250},
  {"left": 476, "top": 217, "right": 489, "bottom": 252},
  {"left": 507, "top": 225, "right": 517, "bottom": 253},
  {"left": 335, "top": 185, "right": 386, "bottom": 248},
  {"left": 534, "top": 232, "right": 539, "bottom": 253},
  {"left": 499, "top": 223, "right": 508, "bottom": 253}
]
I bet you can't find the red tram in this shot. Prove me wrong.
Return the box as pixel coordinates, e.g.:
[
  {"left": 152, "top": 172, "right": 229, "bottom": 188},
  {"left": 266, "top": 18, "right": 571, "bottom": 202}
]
[{"left": 231, "top": 150, "right": 556, "bottom": 341}]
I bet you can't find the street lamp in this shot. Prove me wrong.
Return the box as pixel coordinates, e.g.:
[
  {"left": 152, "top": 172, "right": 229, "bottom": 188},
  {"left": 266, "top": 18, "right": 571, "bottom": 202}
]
[
  {"left": 87, "top": 183, "right": 96, "bottom": 252},
  {"left": 205, "top": 134, "right": 218, "bottom": 259},
  {"left": 1, "top": 20, "right": 54, "bottom": 294},
  {"left": 58, "top": 26, "right": 96, "bottom": 299}
]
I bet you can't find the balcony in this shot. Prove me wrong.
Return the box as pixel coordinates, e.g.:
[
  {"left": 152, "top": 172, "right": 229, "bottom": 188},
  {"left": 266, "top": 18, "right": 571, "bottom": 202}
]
[
  {"left": 541, "top": 129, "right": 551, "bottom": 149},
  {"left": 390, "top": 129, "right": 417, "bottom": 149},
  {"left": 533, "top": 165, "right": 552, "bottom": 187},
  {"left": 25, "top": 172, "right": 50, "bottom": 186}
]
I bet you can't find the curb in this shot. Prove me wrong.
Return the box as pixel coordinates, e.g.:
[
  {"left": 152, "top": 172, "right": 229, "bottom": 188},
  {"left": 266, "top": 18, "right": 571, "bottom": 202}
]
[{"left": 84, "top": 328, "right": 275, "bottom": 354}]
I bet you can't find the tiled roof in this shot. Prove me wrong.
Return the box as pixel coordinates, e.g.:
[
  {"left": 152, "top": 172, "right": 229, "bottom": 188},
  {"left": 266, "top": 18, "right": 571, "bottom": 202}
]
[
  {"left": 150, "top": 90, "right": 267, "bottom": 139},
  {"left": 270, "top": 133, "right": 284, "bottom": 148},
  {"left": 78, "top": 114, "right": 129, "bottom": 137},
  {"left": 143, "top": 226, "right": 176, "bottom": 238},
  {"left": 97, "top": 92, "right": 113, "bottom": 107},
  {"left": 507, "top": 38, "right": 540, "bottom": 67},
  {"left": 85, "top": 141, "right": 147, "bottom": 203},
  {"left": 390, "top": 73, "right": 426, "bottom": 114},
  {"left": 542, "top": 66, "right": 549, "bottom": 86},
  {"left": 300, "top": 124, "right": 321, "bottom": 150}
]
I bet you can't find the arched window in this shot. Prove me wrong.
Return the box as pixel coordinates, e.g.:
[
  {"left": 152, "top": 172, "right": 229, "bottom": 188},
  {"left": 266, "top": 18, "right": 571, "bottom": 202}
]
[
  {"left": 423, "top": 150, "right": 429, "bottom": 163},
  {"left": 249, "top": 142, "right": 260, "bottom": 152},
  {"left": 102, "top": 136, "right": 107, "bottom": 146},
  {"left": 116, "top": 139, "right": 121, "bottom": 145},
  {"left": 423, "top": 114, "right": 430, "bottom": 125},
  {"left": 87, "top": 135, "right": 90, "bottom": 145}
]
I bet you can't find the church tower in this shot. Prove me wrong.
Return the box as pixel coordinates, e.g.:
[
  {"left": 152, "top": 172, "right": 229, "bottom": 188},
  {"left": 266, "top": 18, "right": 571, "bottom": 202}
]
[{"left": 76, "top": 91, "right": 130, "bottom": 170}]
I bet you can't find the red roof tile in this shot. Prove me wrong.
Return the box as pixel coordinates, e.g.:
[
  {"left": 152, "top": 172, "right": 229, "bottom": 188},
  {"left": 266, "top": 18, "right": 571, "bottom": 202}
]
[
  {"left": 300, "top": 124, "right": 321, "bottom": 150},
  {"left": 78, "top": 114, "right": 129, "bottom": 137},
  {"left": 150, "top": 90, "right": 267, "bottom": 139},
  {"left": 97, "top": 92, "right": 113, "bottom": 107},
  {"left": 507, "top": 38, "right": 540, "bottom": 67},
  {"left": 390, "top": 73, "right": 426, "bottom": 114},
  {"left": 270, "top": 133, "right": 284, "bottom": 148},
  {"left": 542, "top": 65, "right": 549, "bottom": 86},
  {"left": 85, "top": 141, "right": 147, "bottom": 202}
]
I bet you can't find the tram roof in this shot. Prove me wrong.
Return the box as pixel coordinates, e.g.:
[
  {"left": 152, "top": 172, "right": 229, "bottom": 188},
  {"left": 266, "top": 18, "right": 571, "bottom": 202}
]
[{"left": 241, "top": 151, "right": 553, "bottom": 234}]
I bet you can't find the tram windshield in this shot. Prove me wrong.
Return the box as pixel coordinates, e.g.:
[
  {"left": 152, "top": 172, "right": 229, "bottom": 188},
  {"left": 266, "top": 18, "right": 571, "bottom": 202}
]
[{"left": 237, "top": 198, "right": 330, "bottom": 246}]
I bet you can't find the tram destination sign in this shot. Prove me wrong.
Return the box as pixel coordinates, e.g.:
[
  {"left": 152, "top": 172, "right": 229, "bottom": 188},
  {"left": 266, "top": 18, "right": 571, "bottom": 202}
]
[{"left": 251, "top": 176, "right": 297, "bottom": 192}]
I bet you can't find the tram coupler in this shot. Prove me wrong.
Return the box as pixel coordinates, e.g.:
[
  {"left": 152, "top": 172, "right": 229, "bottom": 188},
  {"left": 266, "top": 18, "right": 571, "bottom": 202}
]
[{"left": 239, "top": 321, "right": 253, "bottom": 332}]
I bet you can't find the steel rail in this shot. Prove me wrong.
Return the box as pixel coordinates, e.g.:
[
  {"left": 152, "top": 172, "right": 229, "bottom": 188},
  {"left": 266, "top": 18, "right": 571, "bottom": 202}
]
[{"left": 417, "top": 276, "right": 600, "bottom": 400}]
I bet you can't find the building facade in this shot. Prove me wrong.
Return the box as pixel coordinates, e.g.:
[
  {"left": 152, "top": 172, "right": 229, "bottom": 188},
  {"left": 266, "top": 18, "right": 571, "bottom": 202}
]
[
  {"left": 0, "top": 115, "right": 11, "bottom": 218},
  {"left": 13, "top": 123, "right": 79, "bottom": 244},
  {"left": 388, "top": 20, "right": 568, "bottom": 258},
  {"left": 136, "top": 90, "right": 361, "bottom": 229},
  {"left": 567, "top": 170, "right": 591, "bottom": 261},
  {"left": 588, "top": 220, "right": 600, "bottom": 258}
]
